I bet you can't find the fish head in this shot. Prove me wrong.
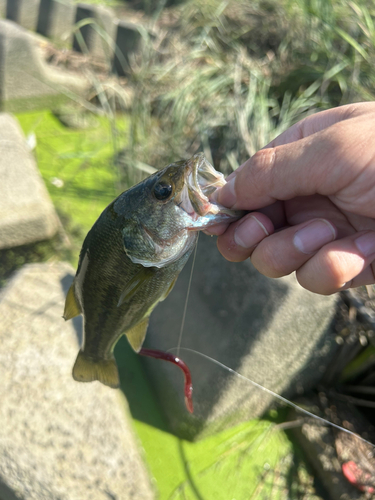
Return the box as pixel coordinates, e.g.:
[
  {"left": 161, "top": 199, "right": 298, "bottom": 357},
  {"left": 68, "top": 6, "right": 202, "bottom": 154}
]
[{"left": 116, "top": 153, "right": 243, "bottom": 268}]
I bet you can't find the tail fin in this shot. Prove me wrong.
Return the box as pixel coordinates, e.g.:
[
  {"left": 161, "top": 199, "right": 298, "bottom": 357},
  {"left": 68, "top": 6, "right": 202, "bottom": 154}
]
[{"left": 72, "top": 351, "right": 120, "bottom": 388}]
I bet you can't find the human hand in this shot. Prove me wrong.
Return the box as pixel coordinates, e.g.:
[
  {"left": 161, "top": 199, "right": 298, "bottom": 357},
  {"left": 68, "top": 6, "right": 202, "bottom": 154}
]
[{"left": 209, "top": 102, "right": 375, "bottom": 295}]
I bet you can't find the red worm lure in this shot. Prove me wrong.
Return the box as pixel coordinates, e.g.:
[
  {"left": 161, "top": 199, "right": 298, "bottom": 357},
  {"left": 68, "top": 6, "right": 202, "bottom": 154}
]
[{"left": 139, "top": 348, "right": 193, "bottom": 413}]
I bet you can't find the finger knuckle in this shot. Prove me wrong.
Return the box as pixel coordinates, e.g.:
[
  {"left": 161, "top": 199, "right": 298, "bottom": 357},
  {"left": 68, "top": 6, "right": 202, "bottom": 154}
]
[
  {"left": 250, "top": 148, "right": 276, "bottom": 176},
  {"left": 343, "top": 101, "right": 375, "bottom": 119},
  {"left": 236, "top": 148, "right": 277, "bottom": 201}
]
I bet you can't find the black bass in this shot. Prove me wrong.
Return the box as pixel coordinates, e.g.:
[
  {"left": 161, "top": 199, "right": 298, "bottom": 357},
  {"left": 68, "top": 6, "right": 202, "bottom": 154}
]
[{"left": 63, "top": 153, "right": 242, "bottom": 390}]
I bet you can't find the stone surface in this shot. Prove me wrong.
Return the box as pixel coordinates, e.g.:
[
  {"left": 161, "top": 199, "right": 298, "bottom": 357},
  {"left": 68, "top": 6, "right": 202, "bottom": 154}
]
[
  {"left": 0, "top": 19, "right": 90, "bottom": 112},
  {"left": 0, "top": 262, "right": 155, "bottom": 500},
  {"left": 36, "top": 0, "right": 76, "bottom": 41},
  {"left": 145, "top": 234, "right": 340, "bottom": 439},
  {"left": 72, "top": 3, "right": 116, "bottom": 64},
  {"left": 112, "top": 21, "right": 143, "bottom": 76},
  {"left": 6, "top": 0, "right": 40, "bottom": 31},
  {"left": 0, "top": 113, "right": 59, "bottom": 249}
]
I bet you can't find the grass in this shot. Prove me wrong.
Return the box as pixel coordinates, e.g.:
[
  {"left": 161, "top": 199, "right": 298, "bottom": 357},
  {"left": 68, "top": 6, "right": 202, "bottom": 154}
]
[{"left": 117, "top": 0, "right": 375, "bottom": 178}]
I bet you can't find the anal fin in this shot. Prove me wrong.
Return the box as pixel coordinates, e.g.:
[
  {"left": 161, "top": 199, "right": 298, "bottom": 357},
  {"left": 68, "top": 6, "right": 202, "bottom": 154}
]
[
  {"left": 72, "top": 350, "right": 120, "bottom": 388},
  {"left": 63, "top": 283, "right": 81, "bottom": 321},
  {"left": 125, "top": 317, "right": 149, "bottom": 353}
]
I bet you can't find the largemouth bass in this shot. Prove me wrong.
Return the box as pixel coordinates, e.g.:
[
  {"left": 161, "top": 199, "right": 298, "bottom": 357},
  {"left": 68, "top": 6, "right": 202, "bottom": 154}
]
[{"left": 63, "top": 153, "right": 242, "bottom": 392}]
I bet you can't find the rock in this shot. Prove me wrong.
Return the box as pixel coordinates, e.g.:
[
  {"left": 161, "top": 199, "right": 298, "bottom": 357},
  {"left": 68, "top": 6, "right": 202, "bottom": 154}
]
[
  {"left": 145, "top": 235, "right": 339, "bottom": 439},
  {"left": 72, "top": 3, "right": 116, "bottom": 65},
  {"left": 6, "top": 0, "right": 40, "bottom": 31},
  {"left": 0, "top": 262, "right": 155, "bottom": 500},
  {"left": 36, "top": 0, "right": 76, "bottom": 41},
  {"left": 0, "top": 113, "right": 59, "bottom": 249},
  {"left": 0, "top": 19, "right": 90, "bottom": 112},
  {"left": 112, "top": 21, "right": 143, "bottom": 76}
]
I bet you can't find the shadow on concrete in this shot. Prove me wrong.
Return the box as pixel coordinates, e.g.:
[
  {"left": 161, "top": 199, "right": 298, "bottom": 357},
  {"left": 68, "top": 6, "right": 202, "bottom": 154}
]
[
  {"left": 143, "top": 235, "right": 287, "bottom": 437},
  {"left": 0, "top": 481, "right": 21, "bottom": 500}
]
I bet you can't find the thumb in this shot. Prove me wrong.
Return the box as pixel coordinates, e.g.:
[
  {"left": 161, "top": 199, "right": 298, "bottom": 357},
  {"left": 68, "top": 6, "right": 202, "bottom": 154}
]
[{"left": 216, "top": 119, "right": 369, "bottom": 211}]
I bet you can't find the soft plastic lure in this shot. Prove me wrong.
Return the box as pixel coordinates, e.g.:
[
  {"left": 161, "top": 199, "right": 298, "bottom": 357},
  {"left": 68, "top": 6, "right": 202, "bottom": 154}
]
[{"left": 139, "top": 348, "right": 193, "bottom": 413}]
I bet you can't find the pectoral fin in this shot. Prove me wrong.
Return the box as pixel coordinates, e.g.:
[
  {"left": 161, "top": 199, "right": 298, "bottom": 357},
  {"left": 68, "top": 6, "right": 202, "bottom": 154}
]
[
  {"left": 161, "top": 277, "right": 178, "bottom": 301},
  {"left": 117, "top": 267, "right": 156, "bottom": 307},
  {"left": 125, "top": 317, "right": 149, "bottom": 352},
  {"left": 63, "top": 283, "right": 81, "bottom": 320}
]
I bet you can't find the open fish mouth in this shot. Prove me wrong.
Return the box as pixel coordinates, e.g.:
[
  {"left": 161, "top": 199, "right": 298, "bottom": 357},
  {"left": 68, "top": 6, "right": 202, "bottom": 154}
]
[
  {"left": 186, "top": 153, "right": 225, "bottom": 215},
  {"left": 177, "top": 153, "right": 243, "bottom": 228}
]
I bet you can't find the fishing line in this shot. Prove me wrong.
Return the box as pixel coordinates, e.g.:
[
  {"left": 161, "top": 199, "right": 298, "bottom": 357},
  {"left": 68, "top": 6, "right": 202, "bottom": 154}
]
[
  {"left": 176, "top": 233, "right": 199, "bottom": 357},
  {"left": 172, "top": 347, "right": 375, "bottom": 449}
]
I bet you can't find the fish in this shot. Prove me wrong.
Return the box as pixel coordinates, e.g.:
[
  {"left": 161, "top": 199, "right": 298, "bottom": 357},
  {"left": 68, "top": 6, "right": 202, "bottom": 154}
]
[{"left": 63, "top": 153, "right": 243, "bottom": 399}]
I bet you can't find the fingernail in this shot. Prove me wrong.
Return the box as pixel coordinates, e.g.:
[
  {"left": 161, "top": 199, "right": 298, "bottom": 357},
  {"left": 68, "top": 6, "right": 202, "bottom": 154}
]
[
  {"left": 354, "top": 232, "right": 375, "bottom": 258},
  {"left": 293, "top": 219, "right": 336, "bottom": 254},
  {"left": 216, "top": 177, "right": 236, "bottom": 207},
  {"left": 234, "top": 215, "right": 269, "bottom": 248}
]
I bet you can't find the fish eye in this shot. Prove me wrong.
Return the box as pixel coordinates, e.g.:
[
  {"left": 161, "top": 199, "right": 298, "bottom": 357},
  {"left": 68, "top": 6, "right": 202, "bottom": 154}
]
[{"left": 153, "top": 181, "right": 173, "bottom": 201}]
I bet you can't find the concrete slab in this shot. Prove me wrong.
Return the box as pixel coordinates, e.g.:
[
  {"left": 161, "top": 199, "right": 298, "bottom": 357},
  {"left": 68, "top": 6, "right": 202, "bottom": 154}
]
[
  {"left": 0, "top": 113, "right": 59, "bottom": 249},
  {"left": 72, "top": 3, "right": 116, "bottom": 65},
  {"left": 6, "top": 0, "right": 40, "bottom": 31},
  {"left": 36, "top": 0, "right": 76, "bottom": 41},
  {"left": 112, "top": 20, "right": 143, "bottom": 76},
  {"left": 0, "top": 19, "right": 90, "bottom": 112},
  {"left": 0, "top": 262, "right": 155, "bottom": 500}
]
